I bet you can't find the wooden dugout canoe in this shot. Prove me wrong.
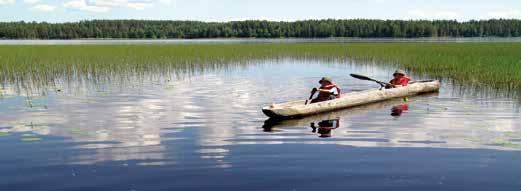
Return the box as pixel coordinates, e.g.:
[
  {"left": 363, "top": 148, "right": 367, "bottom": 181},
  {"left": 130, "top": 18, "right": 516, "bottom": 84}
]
[
  {"left": 262, "top": 92, "right": 438, "bottom": 131},
  {"left": 262, "top": 80, "right": 441, "bottom": 119}
]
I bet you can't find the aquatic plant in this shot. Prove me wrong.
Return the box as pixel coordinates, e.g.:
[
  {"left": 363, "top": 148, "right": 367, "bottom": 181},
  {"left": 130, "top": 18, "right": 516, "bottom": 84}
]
[{"left": 1, "top": 43, "right": 521, "bottom": 95}]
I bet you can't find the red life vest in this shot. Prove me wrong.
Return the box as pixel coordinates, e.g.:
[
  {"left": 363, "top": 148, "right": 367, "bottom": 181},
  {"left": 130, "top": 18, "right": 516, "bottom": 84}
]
[
  {"left": 317, "top": 84, "right": 342, "bottom": 101},
  {"left": 390, "top": 76, "right": 411, "bottom": 86},
  {"left": 391, "top": 104, "right": 409, "bottom": 116}
]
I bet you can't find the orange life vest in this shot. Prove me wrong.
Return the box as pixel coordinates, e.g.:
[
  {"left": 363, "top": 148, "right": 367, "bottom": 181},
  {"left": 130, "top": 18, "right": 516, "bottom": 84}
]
[{"left": 317, "top": 84, "right": 342, "bottom": 101}]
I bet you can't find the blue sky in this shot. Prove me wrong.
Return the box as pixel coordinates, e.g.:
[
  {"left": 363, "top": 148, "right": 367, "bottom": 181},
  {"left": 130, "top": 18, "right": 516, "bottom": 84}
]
[{"left": 0, "top": 0, "right": 520, "bottom": 22}]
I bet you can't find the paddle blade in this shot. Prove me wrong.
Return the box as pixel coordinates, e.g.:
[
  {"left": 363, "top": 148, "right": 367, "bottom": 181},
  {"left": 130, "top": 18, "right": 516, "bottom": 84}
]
[
  {"left": 350, "top": 74, "right": 374, "bottom": 81},
  {"left": 305, "top": 91, "right": 315, "bottom": 105}
]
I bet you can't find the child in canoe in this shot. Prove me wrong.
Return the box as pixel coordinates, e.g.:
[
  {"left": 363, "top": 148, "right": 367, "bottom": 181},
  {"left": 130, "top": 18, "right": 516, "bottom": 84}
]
[{"left": 310, "top": 77, "right": 342, "bottom": 103}]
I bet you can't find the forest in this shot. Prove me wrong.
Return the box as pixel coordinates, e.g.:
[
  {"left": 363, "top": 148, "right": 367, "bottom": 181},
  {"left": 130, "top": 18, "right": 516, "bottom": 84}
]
[{"left": 1, "top": 19, "right": 520, "bottom": 39}]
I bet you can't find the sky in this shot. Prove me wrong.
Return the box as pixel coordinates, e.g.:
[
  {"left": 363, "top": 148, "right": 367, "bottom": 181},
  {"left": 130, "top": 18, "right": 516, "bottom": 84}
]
[{"left": 0, "top": 0, "right": 520, "bottom": 22}]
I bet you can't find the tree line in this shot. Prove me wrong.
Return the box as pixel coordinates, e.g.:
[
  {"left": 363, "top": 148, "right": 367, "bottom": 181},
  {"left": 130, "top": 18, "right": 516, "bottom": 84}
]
[{"left": 1, "top": 19, "right": 521, "bottom": 39}]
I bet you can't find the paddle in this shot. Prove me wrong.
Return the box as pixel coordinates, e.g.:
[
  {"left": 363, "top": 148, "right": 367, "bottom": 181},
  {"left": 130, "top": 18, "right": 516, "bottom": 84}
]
[
  {"left": 305, "top": 89, "right": 317, "bottom": 105},
  {"left": 350, "top": 74, "right": 393, "bottom": 88}
]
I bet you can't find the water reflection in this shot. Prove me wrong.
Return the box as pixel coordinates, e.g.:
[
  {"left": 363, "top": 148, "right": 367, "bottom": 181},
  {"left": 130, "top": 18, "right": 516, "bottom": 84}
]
[
  {"left": 391, "top": 104, "right": 409, "bottom": 117},
  {"left": 0, "top": 58, "right": 521, "bottom": 170},
  {"left": 311, "top": 118, "right": 340, "bottom": 138}
]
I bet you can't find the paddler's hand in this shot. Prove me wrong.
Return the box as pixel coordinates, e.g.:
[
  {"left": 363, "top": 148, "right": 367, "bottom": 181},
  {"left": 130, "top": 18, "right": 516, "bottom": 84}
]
[
  {"left": 385, "top": 84, "right": 396, "bottom": 89},
  {"left": 311, "top": 88, "right": 318, "bottom": 94}
]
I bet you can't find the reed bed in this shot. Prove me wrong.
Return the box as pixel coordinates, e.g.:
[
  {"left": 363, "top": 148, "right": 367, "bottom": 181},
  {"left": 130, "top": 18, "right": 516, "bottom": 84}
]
[{"left": 1, "top": 43, "right": 521, "bottom": 93}]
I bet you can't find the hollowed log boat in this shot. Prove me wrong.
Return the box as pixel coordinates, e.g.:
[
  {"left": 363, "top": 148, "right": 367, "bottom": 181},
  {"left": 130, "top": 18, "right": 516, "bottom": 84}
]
[{"left": 262, "top": 80, "right": 440, "bottom": 119}]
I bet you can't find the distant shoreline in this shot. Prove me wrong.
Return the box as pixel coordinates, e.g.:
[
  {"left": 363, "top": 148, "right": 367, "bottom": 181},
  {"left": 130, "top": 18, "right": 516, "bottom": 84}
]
[
  {"left": 2, "top": 19, "right": 521, "bottom": 39},
  {"left": 2, "top": 37, "right": 521, "bottom": 45}
]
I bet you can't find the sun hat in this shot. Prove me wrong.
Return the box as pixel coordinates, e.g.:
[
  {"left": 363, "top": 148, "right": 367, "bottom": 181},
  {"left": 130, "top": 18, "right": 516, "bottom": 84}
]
[
  {"left": 393, "top": 69, "right": 406, "bottom": 76},
  {"left": 319, "top": 77, "right": 333, "bottom": 83}
]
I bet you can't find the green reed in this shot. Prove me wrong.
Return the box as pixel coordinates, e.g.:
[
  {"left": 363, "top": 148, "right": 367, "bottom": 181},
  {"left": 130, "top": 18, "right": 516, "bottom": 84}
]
[{"left": 1, "top": 43, "right": 521, "bottom": 93}]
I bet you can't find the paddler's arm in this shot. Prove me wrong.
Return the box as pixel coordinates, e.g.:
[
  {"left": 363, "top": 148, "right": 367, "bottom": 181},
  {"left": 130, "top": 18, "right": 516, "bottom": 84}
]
[
  {"left": 317, "top": 88, "right": 338, "bottom": 95},
  {"left": 317, "top": 89, "right": 331, "bottom": 93},
  {"left": 312, "top": 88, "right": 338, "bottom": 95},
  {"left": 311, "top": 88, "right": 335, "bottom": 94}
]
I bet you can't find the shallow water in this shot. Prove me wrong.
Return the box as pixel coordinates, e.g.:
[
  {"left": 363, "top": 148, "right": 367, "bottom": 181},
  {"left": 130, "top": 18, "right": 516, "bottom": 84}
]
[{"left": 1, "top": 58, "right": 521, "bottom": 190}]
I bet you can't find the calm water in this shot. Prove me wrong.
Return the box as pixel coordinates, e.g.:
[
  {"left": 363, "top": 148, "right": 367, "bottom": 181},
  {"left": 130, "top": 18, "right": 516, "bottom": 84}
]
[{"left": 1, "top": 58, "right": 521, "bottom": 190}]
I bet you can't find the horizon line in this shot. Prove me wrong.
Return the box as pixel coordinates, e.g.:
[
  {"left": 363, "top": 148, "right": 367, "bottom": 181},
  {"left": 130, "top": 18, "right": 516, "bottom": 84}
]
[{"left": 3, "top": 18, "right": 521, "bottom": 24}]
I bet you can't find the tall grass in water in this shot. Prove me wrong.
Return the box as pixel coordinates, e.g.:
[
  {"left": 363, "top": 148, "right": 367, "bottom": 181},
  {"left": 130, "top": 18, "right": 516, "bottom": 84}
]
[
  {"left": 1, "top": 43, "right": 521, "bottom": 94},
  {"left": 338, "top": 43, "right": 521, "bottom": 91}
]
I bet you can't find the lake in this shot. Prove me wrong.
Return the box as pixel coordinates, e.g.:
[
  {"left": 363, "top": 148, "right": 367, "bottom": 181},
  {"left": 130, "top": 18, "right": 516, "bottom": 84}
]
[{"left": 1, "top": 44, "right": 521, "bottom": 190}]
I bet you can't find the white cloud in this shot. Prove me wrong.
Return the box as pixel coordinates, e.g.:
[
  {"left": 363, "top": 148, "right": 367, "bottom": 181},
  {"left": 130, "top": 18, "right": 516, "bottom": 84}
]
[
  {"left": 63, "top": 0, "right": 166, "bottom": 12},
  {"left": 127, "top": 2, "right": 152, "bottom": 10},
  {"left": 487, "top": 10, "right": 521, "bottom": 19},
  {"left": 0, "top": 0, "right": 15, "bottom": 5},
  {"left": 30, "top": 4, "right": 55, "bottom": 12},
  {"left": 64, "top": 0, "right": 111, "bottom": 12},
  {"left": 23, "top": 0, "right": 39, "bottom": 4}
]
